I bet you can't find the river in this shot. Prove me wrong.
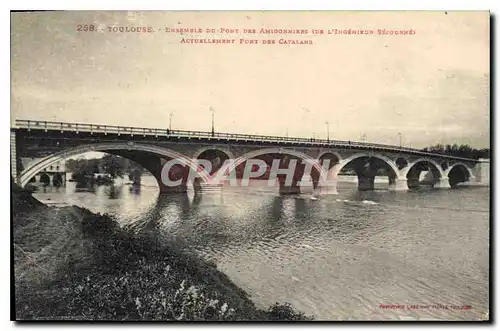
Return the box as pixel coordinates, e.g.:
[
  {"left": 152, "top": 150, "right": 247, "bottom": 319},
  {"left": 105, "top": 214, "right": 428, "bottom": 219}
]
[{"left": 32, "top": 174, "right": 490, "bottom": 321}]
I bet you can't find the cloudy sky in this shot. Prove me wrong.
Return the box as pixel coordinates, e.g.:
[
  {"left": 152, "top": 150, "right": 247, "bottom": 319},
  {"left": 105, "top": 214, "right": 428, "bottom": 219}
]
[{"left": 11, "top": 11, "right": 490, "bottom": 148}]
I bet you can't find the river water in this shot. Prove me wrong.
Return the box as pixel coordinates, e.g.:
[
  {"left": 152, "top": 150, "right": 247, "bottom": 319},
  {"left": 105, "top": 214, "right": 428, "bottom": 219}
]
[{"left": 32, "top": 174, "right": 490, "bottom": 321}]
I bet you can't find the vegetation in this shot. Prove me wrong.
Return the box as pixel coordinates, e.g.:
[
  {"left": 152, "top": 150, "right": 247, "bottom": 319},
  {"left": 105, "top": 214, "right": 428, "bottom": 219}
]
[
  {"left": 129, "top": 168, "right": 142, "bottom": 185},
  {"left": 100, "top": 154, "right": 126, "bottom": 179},
  {"left": 422, "top": 144, "right": 490, "bottom": 159},
  {"left": 13, "top": 183, "right": 312, "bottom": 321},
  {"left": 66, "top": 155, "right": 145, "bottom": 185}
]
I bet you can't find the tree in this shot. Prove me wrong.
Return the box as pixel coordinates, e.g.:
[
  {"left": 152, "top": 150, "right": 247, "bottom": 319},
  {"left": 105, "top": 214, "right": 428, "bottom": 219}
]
[
  {"left": 69, "top": 159, "right": 100, "bottom": 185},
  {"left": 99, "top": 154, "right": 126, "bottom": 179},
  {"left": 422, "top": 144, "right": 489, "bottom": 159},
  {"left": 66, "top": 154, "right": 147, "bottom": 183}
]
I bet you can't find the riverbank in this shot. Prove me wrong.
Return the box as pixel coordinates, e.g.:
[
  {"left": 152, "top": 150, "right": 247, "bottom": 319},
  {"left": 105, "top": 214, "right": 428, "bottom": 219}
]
[{"left": 13, "top": 183, "right": 311, "bottom": 321}]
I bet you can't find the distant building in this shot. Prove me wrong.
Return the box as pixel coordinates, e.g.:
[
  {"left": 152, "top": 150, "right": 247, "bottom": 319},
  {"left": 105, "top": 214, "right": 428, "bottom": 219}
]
[
  {"left": 21, "top": 157, "right": 66, "bottom": 173},
  {"left": 21, "top": 157, "right": 66, "bottom": 186}
]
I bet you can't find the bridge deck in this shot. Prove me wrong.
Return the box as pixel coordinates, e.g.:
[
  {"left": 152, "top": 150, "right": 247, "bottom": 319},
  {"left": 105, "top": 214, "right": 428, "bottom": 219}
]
[{"left": 12, "top": 119, "right": 478, "bottom": 162}]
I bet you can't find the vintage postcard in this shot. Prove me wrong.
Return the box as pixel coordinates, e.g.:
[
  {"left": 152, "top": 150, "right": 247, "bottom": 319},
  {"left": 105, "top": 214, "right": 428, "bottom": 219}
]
[{"left": 11, "top": 10, "right": 490, "bottom": 321}]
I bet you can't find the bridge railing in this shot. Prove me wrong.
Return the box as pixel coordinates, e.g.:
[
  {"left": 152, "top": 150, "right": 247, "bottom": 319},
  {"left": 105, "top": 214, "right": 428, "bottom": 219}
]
[
  {"left": 14, "top": 120, "right": 378, "bottom": 146},
  {"left": 14, "top": 119, "right": 478, "bottom": 162}
]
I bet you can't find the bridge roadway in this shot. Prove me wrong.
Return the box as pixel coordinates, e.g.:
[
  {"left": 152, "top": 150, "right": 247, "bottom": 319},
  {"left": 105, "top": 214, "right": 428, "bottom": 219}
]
[{"left": 11, "top": 119, "right": 484, "bottom": 194}]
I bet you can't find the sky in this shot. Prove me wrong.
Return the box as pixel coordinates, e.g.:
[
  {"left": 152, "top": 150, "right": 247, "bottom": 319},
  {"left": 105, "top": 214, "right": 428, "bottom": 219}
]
[{"left": 11, "top": 11, "right": 490, "bottom": 149}]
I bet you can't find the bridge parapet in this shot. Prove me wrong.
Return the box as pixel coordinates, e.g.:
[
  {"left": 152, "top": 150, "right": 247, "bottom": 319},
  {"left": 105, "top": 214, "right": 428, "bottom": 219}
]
[{"left": 13, "top": 119, "right": 479, "bottom": 163}]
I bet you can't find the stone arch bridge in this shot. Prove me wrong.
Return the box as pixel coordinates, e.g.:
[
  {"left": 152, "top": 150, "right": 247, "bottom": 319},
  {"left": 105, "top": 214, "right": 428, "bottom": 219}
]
[{"left": 11, "top": 120, "right": 486, "bottom": 195}]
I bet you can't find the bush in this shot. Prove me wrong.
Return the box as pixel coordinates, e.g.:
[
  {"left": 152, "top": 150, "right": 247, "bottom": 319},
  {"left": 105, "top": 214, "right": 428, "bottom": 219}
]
[
  {"left": 265, "top": 303, "right": 313, "bottom": 321},
  {"left": 13, "top": 185, "right": 312, "bottom": 321}
]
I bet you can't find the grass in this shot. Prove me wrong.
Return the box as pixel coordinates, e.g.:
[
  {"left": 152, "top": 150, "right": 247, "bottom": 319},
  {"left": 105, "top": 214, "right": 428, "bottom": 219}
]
[{"left": 12, "top": 182, "right": 312, "bottom": 321}]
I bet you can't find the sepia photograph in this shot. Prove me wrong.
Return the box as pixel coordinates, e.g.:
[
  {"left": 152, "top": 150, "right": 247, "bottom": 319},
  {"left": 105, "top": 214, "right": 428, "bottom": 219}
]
[{"left": 10, "top": 10, "right": 490, "bottom": 321}]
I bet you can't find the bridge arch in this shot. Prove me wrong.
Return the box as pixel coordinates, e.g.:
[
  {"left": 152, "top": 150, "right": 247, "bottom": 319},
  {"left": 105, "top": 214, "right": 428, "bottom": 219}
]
[
  {"left": 395, "top": 157, "right": 409, "bottom": 170},
  {"left": 316, "top": 151, "right": 342, "bottom": 173},
  {"left": 192, "top": 146, "right": 235, "bottom": 175},
  {"left": 317, "top": 150, "right": 343, "bottom": 163},
  {"left": 444, "top": 162, "right": 475, "bottom": 179},
  {"left": 444, "top": 162, "right": 475, "bottom": 186},
  {"left": 400, "top": 158, "right": 444, "bottom": 188},
  {"left": 191, "top": 146, "right": 236, "bottom": 161},
  {"left": 334, "top": 152, "right": 401, "bottom": 178},
  {"left": 18, "top": 142, "right": 211, "bottom": 188},
  {"left": 226, "top": 147, "right": 325, "bottom": 175},
  {"left": 219, "top": 147, "right": 327, "bottom": 192},
  {"left": 333, "top": 152, "right": 402, "bottom": 191},
  {"left": 400, "top": 158, "right": 444, "bottom": 178}
]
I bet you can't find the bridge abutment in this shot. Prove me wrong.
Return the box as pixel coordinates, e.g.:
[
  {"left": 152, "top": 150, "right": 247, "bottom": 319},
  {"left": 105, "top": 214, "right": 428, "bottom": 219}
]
[
  {"left": 10, "top": 130, "right": 17, "bottom": 180},
  {"left": 473, "top": 159, "right": 490, "bottom": 186}
]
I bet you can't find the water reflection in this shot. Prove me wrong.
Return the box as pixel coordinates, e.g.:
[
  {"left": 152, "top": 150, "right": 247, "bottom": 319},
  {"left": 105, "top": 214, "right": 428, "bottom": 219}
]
[
  {"left": 270, "top": 196, "right": 283, "bottom": 221},
  {"left": 106, "top": 185, "right": 121, "bottom": 200},
  {"left": 32, "top": 175, "right": 490, "bottom": 320},
  {"left": 129, "top": 184, "right": 141, "bottom": 195}
]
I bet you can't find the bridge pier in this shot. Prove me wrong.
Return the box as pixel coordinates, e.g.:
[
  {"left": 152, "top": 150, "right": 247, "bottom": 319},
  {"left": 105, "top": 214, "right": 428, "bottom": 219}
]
[
  {"left": 279, "top": 182, "right": 301, "bottom": 194},
  {"left": 158, "top": 183, "right": 188, "bottom": 194},
  {"left": 298, "top": 174, "right": 314, "bottom": 194},
  {"left": 358, "top": 176, "right": 375, "bottom": 191},
  {"left": 388, "top": 177, "right": 409, "bottom": 191},
  {"left": 158, "top": 178, "right": 223, "bottom": 194},
  {"left": 434, "top": 177, "right": 451, "bottom": 189},
  {"left": 196, "top": 180, "right": 223, "bottom": 193},
  {"left": 314, "top": 183, "right": 338, "bottom": 195},
  {"left": 313, "top": 165, "right": 339, "bottom": 195},
  {"left": 277, "top": 175, "right": 301, "bottom": 194},
  {"left": 407, "top": 177, "right": 421, "bottom": 188}
]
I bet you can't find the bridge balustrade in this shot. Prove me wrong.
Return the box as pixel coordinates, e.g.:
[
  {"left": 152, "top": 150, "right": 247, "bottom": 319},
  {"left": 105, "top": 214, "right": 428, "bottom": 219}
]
[{"left": 13, "top": 119, "right": 478, "bottom": 162}]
